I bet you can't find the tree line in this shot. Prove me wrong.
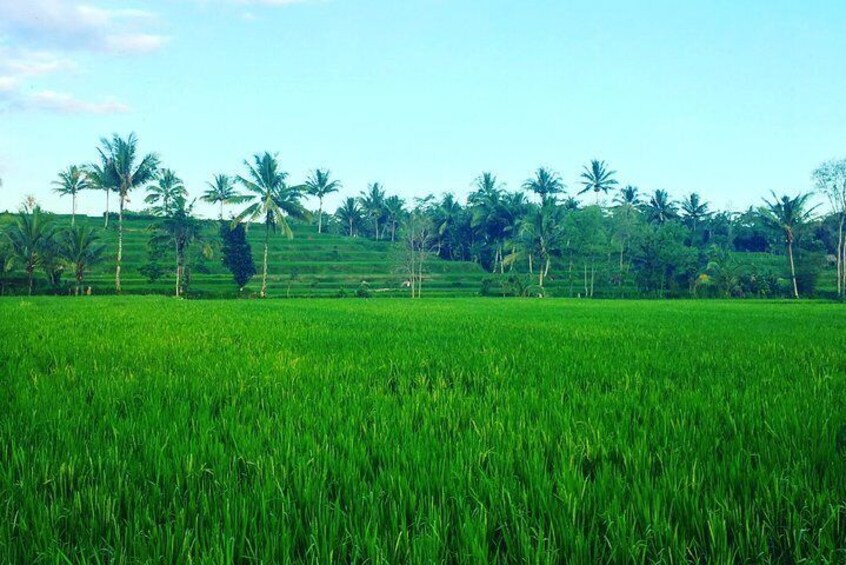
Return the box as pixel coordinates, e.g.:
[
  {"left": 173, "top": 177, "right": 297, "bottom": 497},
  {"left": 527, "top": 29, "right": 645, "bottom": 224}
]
[{"left": 1, "top": 133, "right": 845, "bottom": 299}]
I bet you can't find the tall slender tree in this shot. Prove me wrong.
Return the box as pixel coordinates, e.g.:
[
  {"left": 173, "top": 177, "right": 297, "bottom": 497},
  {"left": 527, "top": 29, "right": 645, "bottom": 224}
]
[
  {"left": 85, "top": 155, "right": 119, "bottom": 228},
  {"left": 336, "top": 197, "right": 364, "bottom": 237},
  {"left": 645, "top": 189, "right": 678, "bottom": 225},
  {"left": 812, "top": 159, "right": 846, "bottom": 297},
  {"left": 359, "top": 183, "right": 387, "bottom": 239},
  {"left": 96, "top": 133, "right": 159, "bottom": 293},
  {"left": 235, "top": 152, "right": 308, "bottom": 298},
  {"left": 579, "top": 160, "right": 619, "bottom": 204},
  {"left": 518, "top": 202, "right": 565, "bottom": 289},
  {"left": 383, "top": 195, "right": 406, "bottom": 242},
  {"left": 522, "top": 167, "right": 565, "bottom": 204},
  {"left": 6, "top": 207, "right": 55, "bottom": 295},
  {"left": 145, "top": 168, "right": 187, "bottom": 217},
  {"left": 305, "top": 169, "right": 341, "bottom": 234},
  {"left": 152, "top": 197, "right": 204, "bottom": 297},
  {"left": 52, "top": 165, "right": 89, "bottom": 226},
  {"left": 760, "top": 192, "right": 817, "bottom": 299},
  {"left": 680, "top": 193, "right": 711, "bottom": 234},
  {"left": 202, "top": 174, "right": 247, "bottom": 220},
  {"left": 612, "top": 185, "right": 643, "bottom": 284},
  {"left": 60, "top": 224, "right": 106, "bottom": 295}
]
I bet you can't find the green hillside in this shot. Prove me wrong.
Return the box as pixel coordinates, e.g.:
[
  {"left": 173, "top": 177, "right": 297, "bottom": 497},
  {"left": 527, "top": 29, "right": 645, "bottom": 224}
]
[
  {"left": 0, "top": 212, "right": 836, "bottom": 298},
  {"left": 0, "top": 213, "right": 490, "bottom": 298}
]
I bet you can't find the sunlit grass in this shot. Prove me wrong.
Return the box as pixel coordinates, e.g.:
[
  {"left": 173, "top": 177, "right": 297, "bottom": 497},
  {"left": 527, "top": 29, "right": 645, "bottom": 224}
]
[{"left": 1, "top": 298, "right": 844, "bottom": 561}]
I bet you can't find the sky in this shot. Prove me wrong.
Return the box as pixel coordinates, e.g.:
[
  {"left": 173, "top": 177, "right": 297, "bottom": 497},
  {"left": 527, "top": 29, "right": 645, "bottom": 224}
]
[{"left": 1, "top": 0, "right": 845, "bottom": 218}]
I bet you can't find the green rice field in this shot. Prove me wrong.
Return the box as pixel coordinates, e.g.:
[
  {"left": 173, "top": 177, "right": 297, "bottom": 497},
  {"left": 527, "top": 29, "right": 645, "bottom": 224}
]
[{"left": 1, "top": 298, "right": 845, "bottom": 562}]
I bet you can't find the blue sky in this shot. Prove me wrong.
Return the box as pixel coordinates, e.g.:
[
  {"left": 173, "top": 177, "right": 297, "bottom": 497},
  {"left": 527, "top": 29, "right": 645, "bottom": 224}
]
[{"left": 1, "top": 0, "right": 845, "bottom": 217}]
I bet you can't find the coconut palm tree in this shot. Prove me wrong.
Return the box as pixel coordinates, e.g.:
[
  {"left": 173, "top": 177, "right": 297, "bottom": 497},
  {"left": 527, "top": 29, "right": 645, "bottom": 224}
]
[
  {"left": 760, "top": 192, "right": 817, "bottom": 299},
  {"left": 52, "top": 165, "right": 89, "bottom": 226},
  {"left": 383, "top": 195, "right": 406, "bottom": 242},
  {"left": 60, "top": 224, "right": 106, "bottom": 295},
  {"left": 522, "top": 167, "right": 565, "bottom": 204},
  {"left": 680, "top": 192, "right": 711, "bottom": 234},
  {"left": 473, "top": 171, "right": 503, "bottom": 195},
  {"left": 518, "top": 202, "right": 565, "bottom": 289},
  {"left": 305, "top": 169, "right": 341, "bottom": 234},
  {"left": 95, "top": 133, "right": 159, "bottom": 293},
  {"left": 234, "top": 152, "right": 308, "bottom": 298},
  {"left": 153, "top": 197, "right": 205, "bottom": 297},
  {"left": 644, "top": 189, "right": 678, "bottom": 225},
  {"left": 0, "top": 243, "right": 13, "bottom": 296},
  {"left": 85, "top": 155, "right": 119, "bottom": 228},
  {"left": 359, "top": 182, "right": 387, "bottom": 239},
  {"left": 612, "top": 185, "right": 642, "bottom": 282},
  {"left": 6, "top": 207, "right": 55, "bottom": 295},
  {"left": 614, "top": 185, "right": 641, "bottom": 209},
  {"left": 145, "top": 168, "right": 187, "bottom": 217},
  {"left": 579, "top": 160, "right": 619, "bottom": 203},
  {"left": 336, "top": 197, "right": 364, "bottom": 237},
  {"left": 201, "top": 174, "right": 247, "bottom": 220}
]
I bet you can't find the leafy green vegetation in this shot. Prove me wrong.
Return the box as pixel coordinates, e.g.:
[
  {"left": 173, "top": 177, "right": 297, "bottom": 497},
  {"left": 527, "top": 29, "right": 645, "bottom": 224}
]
[
  {"left": 1, "top": 297, "right": 844, "bottom": 561},
  {"left": 1, "top": 135, "right": 843, "bottom": 299}
]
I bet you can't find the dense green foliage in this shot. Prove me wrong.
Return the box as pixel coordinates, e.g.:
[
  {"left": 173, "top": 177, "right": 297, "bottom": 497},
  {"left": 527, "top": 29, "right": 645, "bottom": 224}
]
[
  {"left": 1, "top": 298, "right": 844, "bottom": 562},
  {"left": 2, "top": 134, "right": 843, "bottom": 299}
]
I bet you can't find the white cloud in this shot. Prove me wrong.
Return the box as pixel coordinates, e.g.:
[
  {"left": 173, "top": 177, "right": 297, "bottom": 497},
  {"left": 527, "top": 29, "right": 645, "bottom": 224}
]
[
  {"left": 0, "top": 1, "right": 164, "bottom": 114},
  {"left": 0, "top": 0, "right": 167, "bottom": 54},
  {"left": 27, "top": 90, "right": 130, "bottom": 114}
]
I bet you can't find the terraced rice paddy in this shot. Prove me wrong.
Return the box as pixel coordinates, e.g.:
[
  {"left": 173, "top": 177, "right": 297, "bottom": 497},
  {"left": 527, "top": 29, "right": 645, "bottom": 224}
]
[{"left": 1, "top": 298, "right": 845, "bottom": 562}]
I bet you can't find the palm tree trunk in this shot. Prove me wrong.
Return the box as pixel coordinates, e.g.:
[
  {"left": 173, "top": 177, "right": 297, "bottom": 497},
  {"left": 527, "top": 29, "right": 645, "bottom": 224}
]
[
  {"left": 261, "top": 223, "right": 269, "bottom": 298},
  {"left": 220, "top": 201, "right": 225, "bottom": 221},
  {"left": 104, "top": 190, "right": 110, "bottom": 228},
  {"left": 27, "top": 264, "right": 33, "bottom": 296},
  {"left": 71, "top": 193, "right": 77, "bottom": 227},
  {"left": 318, "top": 198, "right": 324, "bottom": 234},
  {"left": 115, "top": 194, "right": 124, "bottom": 294},
  {"left": 788, "top": 240, "right": 799, "bottom": 299},
  {"left": 175, "top": 241, "right": 181, "bottom": 297}
]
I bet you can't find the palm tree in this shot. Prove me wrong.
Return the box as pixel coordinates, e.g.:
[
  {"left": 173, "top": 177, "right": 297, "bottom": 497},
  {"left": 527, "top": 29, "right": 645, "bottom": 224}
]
[
  {"left": 201, "top": 174, "right": 247, "bottom": 220},
  {"left": 612, "top": 185, "right": 642, "bottom": 283},
  {"left": 153, "top": 197, "right": 205, "bottom": 297},
  {"left": 6, "top": 207, "right": 55, "bottom": 295},
  {"left": 85, "top": 155, "right": 119, "bottom": 228},
  {"left": 336, "top": 197, "right": 364, "bottom": 237},
  {"left": 473, "top": 171, "right": 503, "bottom": 195},
  {"left": 96, "top": 133, "right": 159, "bottom": 293},
  {"left": 60, "top": 224, "right": 106, "bottom": 295},
  {"left": 305, "top": 169, "right": 341, "bottom": 234},
  {"left": 359, "top": 182, "right": 387, "bottom": 239},
  {"left": 522, "top": 167, "right": 565, "bottom": 204},
  {"left": 145, "top": 169, "right": 187, "bottom": 217},
  {"left": 680, "top": 193, "right": 711, "bottom": 234},
  {"left": 0, "top": 243, "right": 13, "bottom": 296},
  {"left": 383, "top": 195, "right": 406, "bottom": 242},
  {"left": 760, "top": 192, "right": 817, "bottom": 299},
  {"left": 614, "top": 185, "right": 641, "bottom": 209},
  {"left": 429, "top": 193, "right": 462, "bottom": 256},
  {"left": 518, "top": 202, "right": 565, "bottom": 289},
  {"left": 235, "top": 152, "right": 308, "bottom": 298},
  {"left": 644, "top": 189, "right": 678, "bottom": 225},
  {"left": 52, "top": 165, "right": 89, "bottom": 226},
  {"left": 579, "top": 160, "right": 619, "bottom": 203}
]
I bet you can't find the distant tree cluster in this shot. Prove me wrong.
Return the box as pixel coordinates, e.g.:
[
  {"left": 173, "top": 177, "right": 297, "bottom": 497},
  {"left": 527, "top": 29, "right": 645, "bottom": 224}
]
[{"left": 2, "top": 133, "right": 844, "bottom": 299}]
